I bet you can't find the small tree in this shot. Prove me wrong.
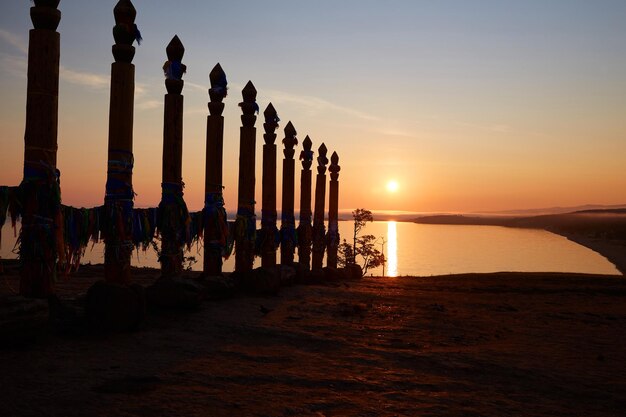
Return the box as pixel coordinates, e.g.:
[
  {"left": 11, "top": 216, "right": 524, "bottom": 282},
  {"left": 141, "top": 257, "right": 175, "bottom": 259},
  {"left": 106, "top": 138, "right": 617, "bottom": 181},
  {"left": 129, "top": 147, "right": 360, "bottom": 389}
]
[{"left": 338, "top": 208, "right": 386, "bottom": 276}]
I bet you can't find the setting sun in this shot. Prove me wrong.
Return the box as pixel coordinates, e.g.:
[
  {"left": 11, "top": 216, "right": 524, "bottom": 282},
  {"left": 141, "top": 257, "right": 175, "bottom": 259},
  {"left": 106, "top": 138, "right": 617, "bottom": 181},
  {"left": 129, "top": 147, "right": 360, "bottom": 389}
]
[{"left": 386, "top": 180, "right": 399, "bottom": 193}]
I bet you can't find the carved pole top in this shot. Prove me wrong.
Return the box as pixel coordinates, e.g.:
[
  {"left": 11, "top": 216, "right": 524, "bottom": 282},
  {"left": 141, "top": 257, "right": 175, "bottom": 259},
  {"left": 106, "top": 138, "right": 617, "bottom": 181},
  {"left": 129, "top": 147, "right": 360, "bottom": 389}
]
[
  {"left": 207, "top": 63, "right": 227, "bottom": 116},
  {"left": 284, "top": 121, "right": 297, "bottom": 137},
  {"left": 30, "top": 0, "right": 61, "bottom": 31},
  {"left": 163, "top": 35, "right": 186, "bottom": 94},
  {"left": 112, "top": 0, "right": 140, "bottom": 63},
  {"left": 317, "top": 143, "right": 329, "bottom": 175},
  {"left": 239, "top": 81, "right": 258, "bottom": 127},
  {"left": 208, "top": 63, "right": 228, "bottom": 102},
  {"left": 241, "top": 81, "right": 257, "bottom": 102},
  {"left": 299, "top": 135, "right": 314, "bottom": 170},
  {"left": 329, "top": 151, "right": 341, "bottom": 180},
  {"left": 166, "top": 35, "right": 184, "bottom": 61},
  {"left": 303, "top": 135, "right": 313, "bottom": 152},
  {"left": 114, "top": 0, "right": 137, "bottom": 25},
  {"left": 264, "top": 103, "right": 279, "bottom": 125},
  {"left": 263, "top": 103, "right": 280, "bottom": 143},
  {"left": 282, "top": 121, "right": 298, "bottom": 159}
]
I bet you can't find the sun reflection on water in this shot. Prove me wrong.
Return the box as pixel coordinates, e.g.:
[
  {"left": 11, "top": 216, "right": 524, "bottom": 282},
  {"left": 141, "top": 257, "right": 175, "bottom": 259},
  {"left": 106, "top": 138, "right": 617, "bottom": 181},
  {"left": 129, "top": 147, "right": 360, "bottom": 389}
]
[{"left": 387, "top": 221, "right": 398, "bottom": 277}]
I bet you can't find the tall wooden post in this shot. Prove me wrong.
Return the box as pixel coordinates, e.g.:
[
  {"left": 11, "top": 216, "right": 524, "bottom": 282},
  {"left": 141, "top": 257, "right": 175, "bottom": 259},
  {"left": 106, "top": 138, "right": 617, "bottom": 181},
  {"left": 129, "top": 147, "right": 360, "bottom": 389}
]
[
  {"left": 203, "top": 63, "right": 228, "bottom": 276},
  {"left": 19, "top": 0, "right": 62, "bottom": 297},
  {"left": 280, "top": 122, "right": 298, "bottom": 265},
  {"left": 260, "top": 103, "right": 280, "bottom": 268},
  {"left": 234, "top": 81, "right": 258, "bottom": 273},
  {"left": 327, "top": 152, "right": 341, "bottom": 268},
  {"left": 297, "top": 136, "right": 314, "bottom": 270},
  {"left": 103, "top": 0, "right": 140, "bottom": 285},
  {"left": 311, "top": 143, "right": 329, "bottom": 271},
  {"left": 158, "top": 35, "right": 188, "bottom": 277}
]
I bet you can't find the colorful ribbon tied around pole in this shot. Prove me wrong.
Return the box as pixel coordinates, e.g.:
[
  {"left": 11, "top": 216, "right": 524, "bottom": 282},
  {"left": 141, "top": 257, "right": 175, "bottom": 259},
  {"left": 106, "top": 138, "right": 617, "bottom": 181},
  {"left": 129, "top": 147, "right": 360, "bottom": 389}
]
[
  {"left": 18, "top": 160, "right": 63, "bottom": 283},
  {"left": 204, "top": 192, "right": 231, "bottom": 258},
  {"left": 158, "top": 182, "right": 190, "bottom": 244},
  {"left": 326, "top": 223, "right": 340, "bottom": 248},
  {"left": 300, "top": 149, "right": 314, "bottom": 162},
  {"left": 256, "top": 210, "right": 280, "bottom": 255},
  {"left": 113, "top": 23, "right": 142, "bottom": 46},
  {"left": 104, "top": 150, "right": 134, "bottom": 259},
  {"left": 235, "top": 202, "right": 256, "bottom": 248},
  {"left": 210, "top": 73, "right": 228, "bottom": 99},
  {"left": 312, "top": 223, "right": 327, "bottom": 253},
  {"left": 264, "top": 113, "right": 280, "bottom": 128},
  {"left": 163, "top": 60, "right": 186, "bottom": 81},
  {"left": 280, "top": 217, "right": 298, "bottom": 251}
]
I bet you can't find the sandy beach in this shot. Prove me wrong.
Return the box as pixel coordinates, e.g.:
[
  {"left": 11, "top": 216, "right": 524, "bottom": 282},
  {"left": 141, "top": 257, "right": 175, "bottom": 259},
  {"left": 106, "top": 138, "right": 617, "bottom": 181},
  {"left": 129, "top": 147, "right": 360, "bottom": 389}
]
[{"left": 1, "top": 263, "right": 625, "bottom": 417}]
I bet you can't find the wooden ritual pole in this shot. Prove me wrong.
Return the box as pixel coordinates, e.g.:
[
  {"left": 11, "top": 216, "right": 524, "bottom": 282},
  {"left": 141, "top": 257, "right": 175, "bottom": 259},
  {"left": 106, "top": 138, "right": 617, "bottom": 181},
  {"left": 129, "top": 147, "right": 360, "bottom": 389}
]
[
  {"left": 104, "top": 0, "right": 140, "bottom": 284},
  {"left": 326, "top": 152, "right": 341, "bottom": 268},
  {"left": 19, "top": 0, "right": 62, "bottom": 298},
  {"left": 203, "top": 63, "right": 228, "bottom": 276},
  {"left": 297, "top": 136, "right": 314, "bottom": 270},
  {"left": 234, "top": 81, "right": 258, "bottom": 273},
  {"left": 260, "top": 103, "right": 280, "bottom": 268},
  {"left": 159, "top": 35, "right": 188, "bottom": 277},
  {"left": 311, "top": 143, "right": 329, "bottom": 271},
  {"left": 280, "top": 122, "right": 298, "bottom": 265}
]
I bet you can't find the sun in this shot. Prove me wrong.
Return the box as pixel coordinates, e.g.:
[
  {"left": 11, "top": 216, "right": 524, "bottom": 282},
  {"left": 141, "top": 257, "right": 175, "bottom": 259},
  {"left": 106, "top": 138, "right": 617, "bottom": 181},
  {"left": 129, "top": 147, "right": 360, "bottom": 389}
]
[{"left": 386, "top": 180, "right": 399, "bottom": 193}]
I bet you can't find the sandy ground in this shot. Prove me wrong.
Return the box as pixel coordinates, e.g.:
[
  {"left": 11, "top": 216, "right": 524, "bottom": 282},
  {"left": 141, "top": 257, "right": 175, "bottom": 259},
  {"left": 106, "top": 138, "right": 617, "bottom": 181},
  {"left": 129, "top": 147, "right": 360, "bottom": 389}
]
[{"left": 1, "top": 266, "right": 626, "bottom": 417}]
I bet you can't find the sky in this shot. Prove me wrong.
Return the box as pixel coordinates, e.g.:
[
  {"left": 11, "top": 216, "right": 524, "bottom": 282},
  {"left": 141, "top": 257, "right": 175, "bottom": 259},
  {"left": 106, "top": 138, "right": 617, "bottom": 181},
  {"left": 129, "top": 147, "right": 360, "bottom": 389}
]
[{"left": 1, "top": 0, "right": 625, "bottom": 214}]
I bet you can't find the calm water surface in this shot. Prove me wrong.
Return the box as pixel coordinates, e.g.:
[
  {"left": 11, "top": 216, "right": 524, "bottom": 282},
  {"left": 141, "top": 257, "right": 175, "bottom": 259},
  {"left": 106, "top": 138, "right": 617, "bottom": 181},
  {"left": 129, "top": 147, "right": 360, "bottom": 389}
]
[{"left": 0, "top": 221, "right": 619, "bottom": 276}]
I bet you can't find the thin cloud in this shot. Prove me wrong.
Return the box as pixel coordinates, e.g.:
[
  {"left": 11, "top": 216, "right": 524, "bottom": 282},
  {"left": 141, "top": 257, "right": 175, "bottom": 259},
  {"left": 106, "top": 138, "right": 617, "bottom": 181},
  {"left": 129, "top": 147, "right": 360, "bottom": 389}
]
[
  {"left": 0, "top": 28, "right": 117, "bottom": 91},
  {"left": 185, "top": 81, "right": 208, "bottom": 92},
  {"left": 60, "top": 66, "right": 108, "bottom": 89},
  {"left": 377, "top": 128, "right": 416, "bottom": 138},
  {"left": 0, "top": 53, "right": 27, "bottom": 78},
  {"left": 137, "top": 99, "right": 161, "bottom": 110},
  {"left": 0, "top": 29, "right": 28, "bottom": 54},
  {"left": 262, "top": 88, "right": 379, "bottom": 122},
  {"left": 135, "top": 83, "right": 149, "bottom": 97}
]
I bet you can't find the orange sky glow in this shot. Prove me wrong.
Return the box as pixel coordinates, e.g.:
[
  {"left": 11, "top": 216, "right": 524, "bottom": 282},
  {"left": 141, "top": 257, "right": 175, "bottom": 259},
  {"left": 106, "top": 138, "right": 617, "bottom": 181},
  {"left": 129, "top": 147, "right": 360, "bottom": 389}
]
[{"left": 1, "top": 1, "right": 625, "bottom": 215}]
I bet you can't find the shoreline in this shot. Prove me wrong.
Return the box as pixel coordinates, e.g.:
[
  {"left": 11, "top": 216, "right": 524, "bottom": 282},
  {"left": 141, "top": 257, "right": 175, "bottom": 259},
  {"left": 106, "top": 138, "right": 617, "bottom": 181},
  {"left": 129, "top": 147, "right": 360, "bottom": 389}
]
[
  {"left": 550, "top": 231, "right": 626, "bottom": 276},
  {"left": 413, "top": 212, "right": 626, "bottom": 277}
]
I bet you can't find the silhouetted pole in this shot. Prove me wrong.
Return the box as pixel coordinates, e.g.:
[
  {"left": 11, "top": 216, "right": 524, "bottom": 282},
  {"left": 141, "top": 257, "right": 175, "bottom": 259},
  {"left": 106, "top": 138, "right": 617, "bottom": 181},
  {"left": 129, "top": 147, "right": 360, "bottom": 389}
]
[
  {"left": 311, "top": 143, "right": 328, "bottom": 271},
  {"left": 203, "top": 63, "right": 228, "bottom": 276},
  {"left": 379, "top": 237, "right": 386, "bottom": 277},
  {"left": 19, "top": 0, "right": 62, "bottom": 298},
  {"left": 158, "top": 35, "right": 188, "bottom": 277},
  {"left": 297, "top": 136, "right": 314, "bottom": 270},
  {"left": 327, "top": 152, "right": 341, "bottom": 268},
  {"left": 103, "top": 0, "right": 141, "bottom": 285},
  {"left": 234, "top": 81, "right": 258, "bottom": 273},
  {"left": 280, "top": 122, "right": 298, "bottom": 265},
  {"left": 260, "top": 103, "right": 280, "bottom": 268}
]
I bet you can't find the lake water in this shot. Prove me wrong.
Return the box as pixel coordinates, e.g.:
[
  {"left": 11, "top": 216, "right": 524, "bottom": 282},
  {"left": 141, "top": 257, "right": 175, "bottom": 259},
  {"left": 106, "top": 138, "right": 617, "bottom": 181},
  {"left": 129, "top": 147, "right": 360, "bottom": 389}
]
[{"left": 0, "top": 221, "right": 620, "bottom": 276}]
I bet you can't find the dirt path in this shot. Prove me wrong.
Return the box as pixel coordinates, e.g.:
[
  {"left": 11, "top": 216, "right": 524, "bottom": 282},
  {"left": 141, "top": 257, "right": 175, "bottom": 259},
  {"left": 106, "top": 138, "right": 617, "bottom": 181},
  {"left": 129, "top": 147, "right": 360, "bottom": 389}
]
[{"left": 1, "top": 270, "right": 626, "bottom": 416}]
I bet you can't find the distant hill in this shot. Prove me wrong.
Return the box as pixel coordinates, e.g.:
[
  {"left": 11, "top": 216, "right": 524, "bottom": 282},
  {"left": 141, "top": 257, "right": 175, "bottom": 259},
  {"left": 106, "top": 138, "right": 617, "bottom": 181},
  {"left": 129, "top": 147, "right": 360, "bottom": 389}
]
[
  {"left": 415, "top": 211, "right": 626, "bottom": 240},
  {"left": 412, "top": 215, "right": 511, "bottom": 226},
  {"left": 574, "top": 208, "right": 626, "bottom": 214},
  {"left": 474, "top": 204, "right": 626, "bottom": 216}
]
